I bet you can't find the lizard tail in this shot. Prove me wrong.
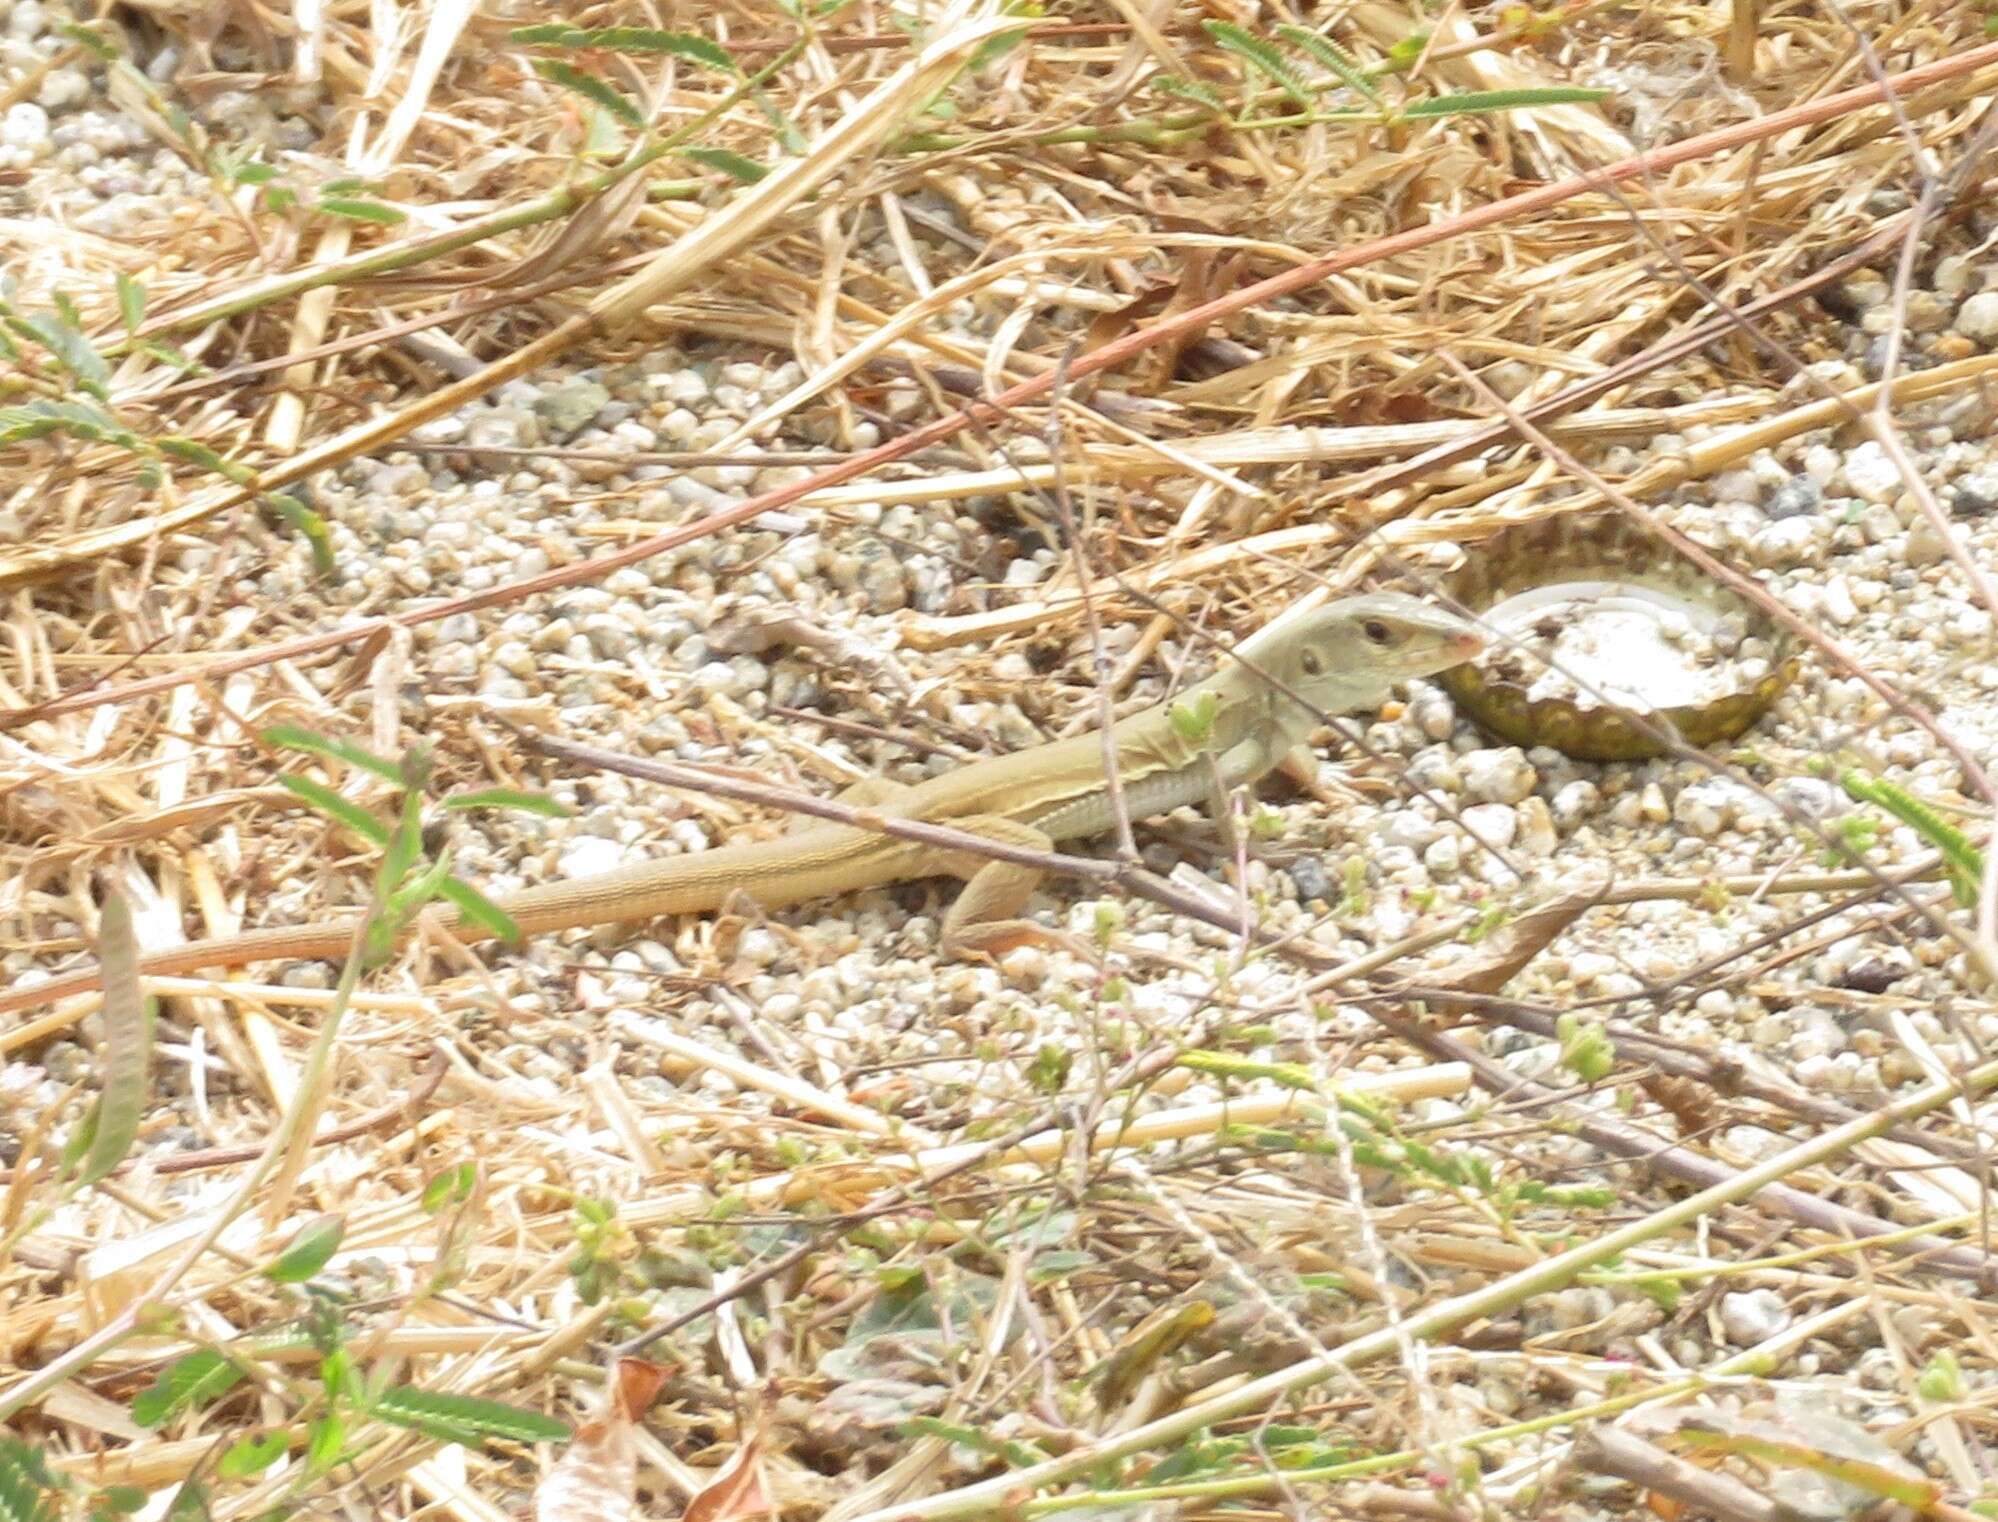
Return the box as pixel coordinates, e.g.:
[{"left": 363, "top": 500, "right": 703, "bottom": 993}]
[{"left": 0, "top": 920, "right": 362, "bottom": 1018}]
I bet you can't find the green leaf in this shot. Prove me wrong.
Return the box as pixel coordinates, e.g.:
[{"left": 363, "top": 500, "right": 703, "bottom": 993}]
[
  {"left": 315, "top": 197, "right": 407, "bottom": 225},
  {"left": 1381, "top": 29, "right": 1430, "bottom": 73},
  {"left": 263, "top": 491, "right": 334, "bottom": 575},
  {"left": 91, "top": 1485, "right": 147, "bottom": 1515},
  {"left": 59, "top": 22, "right": 119, "bottom": 59},
  {"left": 588, "top": 27, "right": 736, "bottom": 68},
  {"left": 508, "top": 23, "right": 591, "bottom": 46},
  {"left": 512, "top": 22, "right": 735, "bottom": 68},
  {"left": 370, "top": 1386, "right": 571, "bottom": 1447},
  {"left": 532, "top": 59, "right": 644, "bottom": 127},
  {"left": 229, "top": 160, "right": 279, "bottom": 185},
  {"left": 1276, "top": 25, "right": 1380, "bottom": 102},
  {"left": 679, "top": 145, "right": 767, "bottom": 183},
  {"left": 114, "top": 274, "right": 146, "bottom": 334},
  {"left": 78, "top": 894, "right": 153, "bottom": 1186},
  {"left": 159, "top": 1480, "right": 211, "bottom": 1522},
  {"left": 441, "top": 787, "right": 571, "bottom": 818},
  {"left": 379, "top": 791, "right": 426, "bottom": 897},
  {"left": 263, "top": 184, "right": 299, "bottom": 214},
  {"left": 436, "top": 878, "right": 522, "bottom": 944},
  {"left": 263, "top": 727, "right": 408, "bottom": 786},
  {"left": 0, "top": 1435, "right": 61, "bottom": 1522},
  {"left": 14, "top": 310, "right": 112, "bottom": 400},
  {"left": 422, "top": 1163, "right": 478, "bottom": 1213},
  {"left": 382, "top": 848, "right": 454, "bottom": 925},
  {"left": 277, "top": 774, "right": 391, "bottom": 847},
  {"left": 1167, "top": 688, "right": 1220, "bottom": 748},
  {"left": 131, "top": 1350, "right": 245, "bottom": 1428},
  {"left": 0, "top": 398, "right": 138, "bottom": 449},
  {"left": 266, "top": 1214, "right": 345, "bottom": 1284},
  {"left": 1400, "top": 86, "right": 1610, "bottom": 118},
  {"left": 216, "top": 1432, "right": 286, "bottom": 1481},
  {"left": 1150, "top": 74, "right": 1229, "bottom": 116},
  {"left": 1202, "top": 20, "right": 1313, "bottom": 107},
  {"left": 1840, "top": 770, "right": 1985, "bottom": 905},
  {"left": 156, "top": 437, "right": 256, "bottom": 485},
  {"left": 304, "top": 1414, "right": 345, "bottom": 1474}
]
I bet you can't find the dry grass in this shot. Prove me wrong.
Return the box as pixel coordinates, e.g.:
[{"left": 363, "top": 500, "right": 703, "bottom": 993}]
[{"left": 4, "top": 1, "right": 1998, "bottom": 1518}]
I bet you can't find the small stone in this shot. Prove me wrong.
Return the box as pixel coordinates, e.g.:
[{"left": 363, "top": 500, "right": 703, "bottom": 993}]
[
  {"left": 1711, "top": 468, "right": 1759, "bottom": 505},
  {"left": 1954, "top": 290, "right": 1998, "bottom": 344},
  {"left": 1549, "top": 780, "right": 1601, "bottom": 830},
  {"left": 1718, "top": 1288, "right": 1790, "bottom": 1346},
  {"left": 1761, "top": 475, "right": 1821, "bottom": 520},
  {"left": 1902, "top": 289, "right": 1953, "bottom": 332},
  {"left": 1569, "top": 951, "right": 1617, "bottom": 985},
  {"left": 1769, "top": 776, "right": 1844, "bottom": 820},
  {"left": 1857, "top": 502, "right": 1900, "bottom": 543},
  {"left": 1, "top": 102, "right": 50, "bottom": 151},
  {"left": 1839, "top": 442, "right": 1901, "bottom": 504},
  {"left": 1819, "top": 575, "right": 1857, "bottom": 626},
  {"left": 557, "top": 835, "right": 629, "bottom": 880},
  {"left": 1515, "top": 796, "right": 1557, "bottom": 855},
  {"left": 1639, "top": 783, "right": 1669, "bottom": 823},
  {"left": 1404, "top": 745, "right": 1463, "bottom": 793},
  {"left": 1951, "top": 467, "right": 1998, "bottom": 518},
  {"left": 1550, "top": 1286, "right": 1615, "bottom": 1331},
  {"left": 1835, "top": 270, "right": 1889, "bottom": 315},
  {"left": 1410, "top": 693, "right": 1458, "bottom": 743},
  {"left": 1377, "top": 810, "right": 1440, "bottom": 851},
  {"left": 533, "top": 377, "right": 612, "bottom": 438},
  {"left": 1935, "top": 254, "right": 1977, "bottom": 299},
  {"left": 1673, "top": 781, "right": 1732, "bottom": 838},
  {"left": 1288, "top": 855, "right": 1331, "bottom": 903},
  {"left": 1462, "top": 747, "right": 1536, "bottom": 805},
  {"left": 1422, "top": 835, "right": 1462, "bottom": 875},
  {"left": 1751, "top": 516, "right": 1826, "bottom": 566},
  {"left": 1459, "top": 802, "right": 1518, "bottom": 850},
  {"left": 1905, "top": 517, "right": 1952, "bottom": 567}
]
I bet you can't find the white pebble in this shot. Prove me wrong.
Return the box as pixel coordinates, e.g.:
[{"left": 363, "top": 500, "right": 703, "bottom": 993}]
[
  {"left": 1462, "top": 747, "right": 1537, "bottom": 804},
  {"left": 1719, "top": 1289, "right": 1791, "bottom": 1346},
  {"left": 1839, "top": 442, "right": 1902, "bottom": 504},
  {"left": 1549, "top": 780, "right": 1601, "bottom": 830},
  {"left": 1515, "top": 797, "right": 1557, "bottom": 856},
  {"left": 1955, "top": 290, "right": 1998, "bottom": 344},
  {"left": 1422, "top": 835, "right": 1462, "bottom": 876},
  {"left": 557, "top": 836, "right": 629, "bottom": 879},
  {"left": 1460, "top": 802, "right": 1518, "bottom": 850}
]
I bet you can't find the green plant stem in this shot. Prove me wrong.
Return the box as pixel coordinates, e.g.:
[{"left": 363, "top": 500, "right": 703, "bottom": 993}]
[
  {"left": 841, "top": 1048, "right": 1998, "bottom": 1522},
  {"left": 1016, "top": 1324, "right": 1827, "bottom": 1513}
]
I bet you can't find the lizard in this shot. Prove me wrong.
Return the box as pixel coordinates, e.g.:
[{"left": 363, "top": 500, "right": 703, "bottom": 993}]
[{"left": 0, "top": 594, "right": 1483, "bottom": 1017}]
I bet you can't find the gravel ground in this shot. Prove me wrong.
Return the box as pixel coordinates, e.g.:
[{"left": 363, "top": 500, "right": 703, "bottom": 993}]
[{"left": 5, "top": 1, "right": 1998, "bottom": 1513}]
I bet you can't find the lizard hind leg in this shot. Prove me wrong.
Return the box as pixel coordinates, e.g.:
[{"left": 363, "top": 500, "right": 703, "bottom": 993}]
[
  {"left": 786, "top": 775, "right": 922, "bottom": 833},
  {"left": 934, "top": 814, "right": 1101, "bottom": 966}
]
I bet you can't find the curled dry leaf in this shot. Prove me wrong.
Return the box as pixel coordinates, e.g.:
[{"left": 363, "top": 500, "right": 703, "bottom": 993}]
[
  {"left": 534, "top": 1359, "right": 674, "bottom": 1522},
  {"left": 682, "top": 1406, "right": 772, "bottom": 1522}
]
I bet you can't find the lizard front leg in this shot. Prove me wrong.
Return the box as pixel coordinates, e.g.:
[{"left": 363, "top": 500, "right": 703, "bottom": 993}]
[{"left": 930, "top": 815, "right": 1100, "bottom": 963}]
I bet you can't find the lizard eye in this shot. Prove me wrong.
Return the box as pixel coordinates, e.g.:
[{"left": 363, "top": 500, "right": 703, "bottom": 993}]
[
  {"left": 1300, "top": 650, "right": 1324, "bottom": 676},
  {"left": 1362, "top": 619, "right": 1392, "bottom": 644}
]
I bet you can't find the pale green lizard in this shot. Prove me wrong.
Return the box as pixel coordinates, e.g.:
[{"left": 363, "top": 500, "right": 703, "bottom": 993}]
[{"left": 0, "top": 594, "right": 1482, "bottom": 1015}]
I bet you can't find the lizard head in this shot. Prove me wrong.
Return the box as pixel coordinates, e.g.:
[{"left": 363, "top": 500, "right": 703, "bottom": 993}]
[{"left": 1233, "top": 591, "right": 1486, "bottom": 728}]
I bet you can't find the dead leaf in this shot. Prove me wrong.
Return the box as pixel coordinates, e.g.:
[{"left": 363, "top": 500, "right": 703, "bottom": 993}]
[
  {"left": 533, "top": 1359, "right": 674, "bottom": 1522},
  {"left": 682, "top": 1407, "right": 773, "bottom": 1522}
]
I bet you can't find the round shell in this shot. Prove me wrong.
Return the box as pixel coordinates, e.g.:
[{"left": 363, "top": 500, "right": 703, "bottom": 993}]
[{"left": 1438, "top": 512, "right": 1800, "bottom": 762}]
